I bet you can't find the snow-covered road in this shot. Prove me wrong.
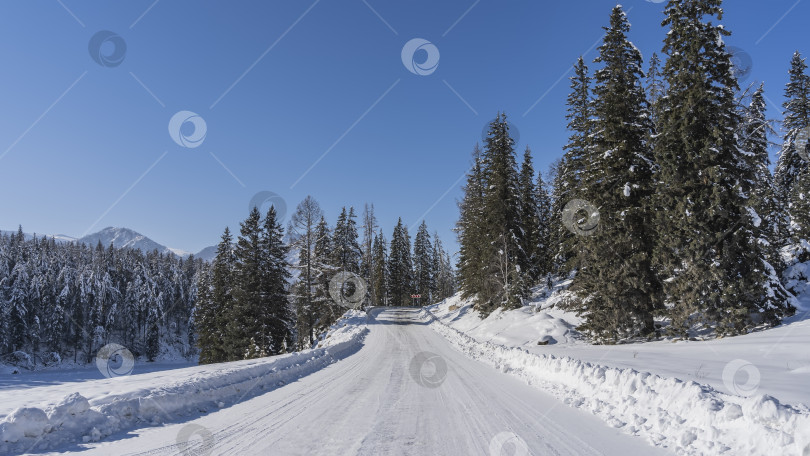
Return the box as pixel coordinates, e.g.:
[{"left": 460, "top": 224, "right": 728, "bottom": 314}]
[{"left": 61, "top": 308, "right": 667, "bottom": 455}]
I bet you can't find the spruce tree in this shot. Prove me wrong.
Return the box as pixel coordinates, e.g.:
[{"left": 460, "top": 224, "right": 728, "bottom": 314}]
[
  {"left": 371, "top": 230, "right": 388, "bottom": 306},
  {"left": 456, "top": 144, "right": 487, "bottom": 302},
  {"left": 331, "top": 207, "right": 362, "bottom": 274},
  {"left": 774, "top": 52, "right": 810, "bottom": 207},
  {"left": 312, "top": 216, "right": 341, "bottom": 335},
  {"left": 654, "top": 0, "right": 793, "bottom": 336},
  {"left": 413, "top": 221, "right": 434, "bottom": 303},
  {"left": 387, "top": 219, "right": 414, "bottom": 306},
  {"left": 534, "top": 170, "right": 553, "bottom": 279},
  {"left": 194, "top": 265, "right": 218, "bottom": 364},
  {"left": 261, "top": 206, "right": 294, "bottom": 355},
  {"left": 552, "top": 57, "right": 593, "bottom": 276},
  {"left": 741, "top": 84, "right": 783, "bottom": 270},
  {"left": 776, "top": 52, "right": 810, "bottom": 248},
  {"left": 228, "top": 207, "right": 264, "bottom": 359},
  {"left": 518, "top": 147, "right": 542, "bottom": 282},
  {"left": 145, "top": 313, "right": 159, "bottom": 362},
  {"left": 646, "top": 52, "right": 665, "bottom": 129},
  {"left": 569, "top": 5, "right": 661, "bottom": 341},
  {"left": 480, "top": 113, "right": 526, "bottom": 313},
  {"left": 202, "top": 228, "right": 234, "bottom": 363},
  {"left": 431, "top": 233, "right": 455, "bottom": 303}
]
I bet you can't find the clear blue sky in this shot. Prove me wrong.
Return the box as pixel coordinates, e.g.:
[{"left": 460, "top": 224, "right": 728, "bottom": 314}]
[{"left": 0, "top": 0, "right": 806, "bottom": 255}]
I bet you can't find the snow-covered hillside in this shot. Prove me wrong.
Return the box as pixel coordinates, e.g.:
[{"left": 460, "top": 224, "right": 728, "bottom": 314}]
[{"left": 427, "top": 288, "right": 810, "bottom": 407}]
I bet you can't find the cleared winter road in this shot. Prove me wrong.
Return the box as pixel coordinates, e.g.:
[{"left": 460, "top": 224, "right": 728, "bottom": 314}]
[{"left": 64, "top": 308, "right": 669, "bottom": 455}]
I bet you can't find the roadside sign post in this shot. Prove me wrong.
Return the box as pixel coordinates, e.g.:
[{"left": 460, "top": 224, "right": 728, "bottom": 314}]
[{"left": 410, "top": 294, "right": 421, "bottom": 307}]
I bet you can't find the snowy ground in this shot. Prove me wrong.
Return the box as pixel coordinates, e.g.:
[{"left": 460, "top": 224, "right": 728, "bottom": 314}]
[
  {"left": 1, "top": 308, "right": 667, "bottom": 455},
  {"left": 0, "top": 311, "right": 369, "bottom": 455},
  {"left": 3, "top": 301, "right": 810, "bottom": 455},
  {"left": 425, "top": 292, "right": 810, "bottom": 455},
  {"left": 0, "top": 362, "right": 195, "bottom": 404},
  {"left": 426, "top": 290, "right": 810, "bottom": 407}
]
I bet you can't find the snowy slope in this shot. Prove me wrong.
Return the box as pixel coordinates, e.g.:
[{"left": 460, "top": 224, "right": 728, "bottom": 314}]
[
  {"left": 427, "top": 291, "right": 810, "bottom": 408},
  {"left": 194, "top": 245, "right": 218, "bottom": 262}
]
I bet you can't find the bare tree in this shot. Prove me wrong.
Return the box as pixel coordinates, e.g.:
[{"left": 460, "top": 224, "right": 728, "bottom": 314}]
[
  {"left": 361, "top": 203, "right": 378, "bottom": 306},
  {"left": 288, "top": 196, "right": 324, "bottom": 347}
]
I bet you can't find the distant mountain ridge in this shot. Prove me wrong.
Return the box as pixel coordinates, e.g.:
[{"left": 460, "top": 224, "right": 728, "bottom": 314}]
[{"left": 0, "top": 226, "right": 216, "bottom": 261}]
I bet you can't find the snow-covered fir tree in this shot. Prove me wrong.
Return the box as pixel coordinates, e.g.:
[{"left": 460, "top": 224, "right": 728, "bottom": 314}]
[
  {"left": 653, "top": 0, "right": 793, "bottom": 336},
  {"left": 387, "top": 218, "right": 414, "bottom": 307},
  {"left": 412, "top": 221, "right": 434, "bottom": 303},
  {"left": 551, "top": 57, "right": 593, "bottom": 277},
  {"left": 567, "top": 5, "right": 662, "bottom": 342}
]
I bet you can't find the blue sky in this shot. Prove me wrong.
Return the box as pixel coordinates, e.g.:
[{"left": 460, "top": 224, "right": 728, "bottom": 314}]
[{"left": 0, "top": 0, "right": 806, "bottom": 255}]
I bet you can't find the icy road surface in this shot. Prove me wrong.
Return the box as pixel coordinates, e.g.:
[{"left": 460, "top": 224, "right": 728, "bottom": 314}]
[{"left": 61, "top": 308, "right": 669, "bottom": 455}]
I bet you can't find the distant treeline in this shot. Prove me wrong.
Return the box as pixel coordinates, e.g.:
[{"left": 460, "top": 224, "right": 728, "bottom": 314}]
[{"left": 0, "top": 228, "right": 201, "bottom": 366}]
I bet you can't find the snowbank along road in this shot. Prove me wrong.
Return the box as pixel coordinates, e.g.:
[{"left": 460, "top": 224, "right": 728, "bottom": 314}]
[{"left": 67, "top": 307, "right": 669, "bottom": 455}]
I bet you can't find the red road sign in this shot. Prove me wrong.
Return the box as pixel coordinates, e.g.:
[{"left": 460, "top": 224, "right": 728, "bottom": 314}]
[{"left": 410, "top": 294, "right": 421, "bottom": 298}]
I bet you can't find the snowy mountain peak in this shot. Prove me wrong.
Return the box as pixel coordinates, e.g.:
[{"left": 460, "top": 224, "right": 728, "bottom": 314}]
[
  {"left": 2, "top": 226, "right": 216, "bottom": 261},
  {"left": 79, "top": 227, "right": 170, "bottom": 255}
]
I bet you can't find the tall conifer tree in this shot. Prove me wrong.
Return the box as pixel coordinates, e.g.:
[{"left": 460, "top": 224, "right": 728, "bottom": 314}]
[
  {"left": 654, "top": 0, "right": 792, "bottom": 335},
  {"left": 413, "top": 221, "right": 434, "bottom": 303},
  {"left": 569, "top": 5, "right": 661, "bottom": 341},
  {"left": 479, "top": 113, "right": 526, "bottom": 313},
  {"left": 456, "top": 145, "right": 487, "bottom": 301},
  {"left": 371, "top": 230, "right": 388, "bottom": 306},
  {"left": 552, "top": 57, "right": 593, "bottom": 276},
  {"left": 388, "top": 219, "right": 414, "bottom": 306}
]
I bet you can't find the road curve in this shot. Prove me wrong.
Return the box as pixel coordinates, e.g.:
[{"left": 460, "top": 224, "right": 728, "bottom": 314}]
[{"left": 68, "top": 308, "right": 671, "bottom": 456}]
